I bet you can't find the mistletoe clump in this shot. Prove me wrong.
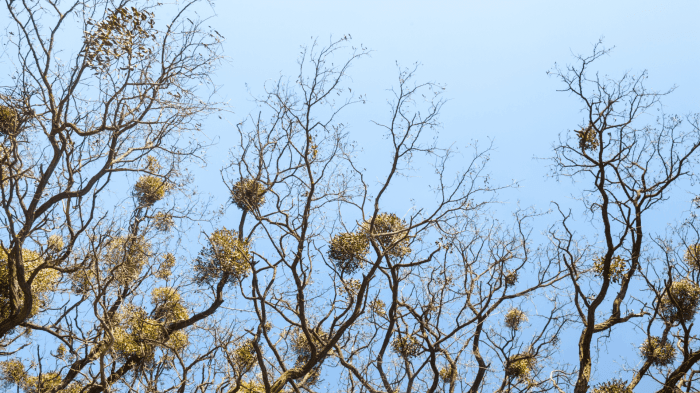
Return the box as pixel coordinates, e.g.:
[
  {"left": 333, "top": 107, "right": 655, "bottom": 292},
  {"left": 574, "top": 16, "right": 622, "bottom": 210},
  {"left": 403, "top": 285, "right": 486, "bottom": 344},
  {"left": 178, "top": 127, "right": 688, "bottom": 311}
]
[
  {"left": 341, "top": 278, "right": 361, "bottom": 298},
  {"left": 328, "top": 232, "right": 369, "bottom": 275},
  {"left": 237, "top": 381, "right": 266, "bottom": 393},
  {"left": 0, "top": 105, "right": 17, "bottom": 135},
  {"left": 150, "top": 287, "right": 188, "bottom": 323},
  {"left": 104, "top": 235, "right": 151, "bottom": 285},
  {"left": 133, "top": 175, "right": 171, "bottom": 206},
  {"left": 504, "top": 308, "right": 528, "bottom": 331},
  {"left": 194, "top": 228, "right": 251, "bottom": 285},
  {"left": 290, "top": 327, "right": 328, "bottom": 363},
  {"left": 234, "top": 339, "right": 258, "bottom": 372},
  {"left": 504, "top": 269, "right": 518, "bottom": 287},
  {"left": 592, "top": 255, "right": 627, "bottom": 283},
  {"left": 685, "top": 244, "right": 700, "bottom": 269},
  {"left": 155, "top": 253, "right": 176, "bottom": 280},
  {"left": 576, "top": 124, "right": 599, "bottom": 151},
  {"left": 113, "top": 305, "right": 188, "bottom": 361},
  {"left": 505, "top": 353, "right": 536, "bottom": 381},
  {"left": 659, "top": 279, "right": 700, "bottom": 323},
  {"left": 289, "top": 327, "right": 326, "bottom": 386},
  {"left": 439, "top": 366, "right": 457, "bottom": 384},
  {"left": 361, "top": 213, "right": 411, "bottom": 258},
  {"left": 640, "top": 336, "right": 676, "bottom": 366},
  {"left": 591, "top": 379, "right": 632, "bottom": 393},
  {"left": 0, "top": 248, "right": 59, "bottom": 320},
  {"left": 46, "top": 235, "right": 64, "bottom": 253},
  {"left": 391, "top": 334, "right": 421, "bottom": 359},
  {"left": 153, "top": 212, "right": 175, "bottom": 232},
  {"left": 0, "top": 359, "right": 27, "bottom": 387},
  {"left": 369, "top": 299, "right": 386, "bottom": 317},
  {"left": 231, "top": 178, "right": 266, "bottom": 211}
]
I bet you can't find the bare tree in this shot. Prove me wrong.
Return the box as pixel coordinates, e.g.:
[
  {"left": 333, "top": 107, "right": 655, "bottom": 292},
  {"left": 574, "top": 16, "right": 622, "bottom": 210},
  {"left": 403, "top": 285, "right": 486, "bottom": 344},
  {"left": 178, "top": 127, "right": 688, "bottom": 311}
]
[
  {"left": 208, "top": 39, "right": 567, "bottom": 393},
  {"left": 548, "top": 41, "right": 700, "bottom": 393},
  {"left": 3, "top": 5, "right": 698, "bottom": 391}
]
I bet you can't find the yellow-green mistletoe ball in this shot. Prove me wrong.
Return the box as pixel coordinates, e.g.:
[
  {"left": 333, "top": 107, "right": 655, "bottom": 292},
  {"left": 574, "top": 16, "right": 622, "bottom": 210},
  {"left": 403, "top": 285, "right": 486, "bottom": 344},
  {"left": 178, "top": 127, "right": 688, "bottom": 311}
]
[
  {"left": 150, "top": 287, "right": 188, "bottom": 323},
  {"left": 231, "top": 178, "right": 266, "bottom": 211},
  {"left": 504, "top": 269, "right": 518, "bottom": 287},
  {"left": 659, "top": 279, "right": 700, "bottom": 323},
  {"left": 592, "top": 255, "right": 626, "bottom": 283},
  {"left": 234, "top": 339, "right": 258, "bottom": 372},
  {"left": 685, "top": 244, "right": 700, "bottom": 269},
  {"left": 391, "top": 334, "right": 421, "bottom": 359},
  {"left": 504, "top": 308, "right": 528, "bottom": 331},
  {"left": 328, "top": 232, "right": 369, "bottom": 275},
  {"left": 194, "top": 228, "right": 251, "bottom": 285},
  {"left": 133, "top": 175, "right": 171, "bottom": 206},
  {"left": 505, "top": 354, "right": 536, "bottom": 381},
  {"left": 0, "top": 358, "right": 27, "bottom": 386},
  {"left": 0, "top": 105, "right": 18, "bottom": 135},
  {"left": 0, "top": 248, "right": 59, "bottom": 320},
  {"left": 591, "top": 379, "right": 632, "bottom": 393},
  {"left": 640, "top": 336, "right": 676, "bottom": 366},
  {"left": 290, "top": 327, "right": 328, "bottom": 363},
  {"left": 439, "top": 366, "right": 457, "bottom": 383},
  {"left": 153, "top": 212, "right": 175, "bottom": 232},
  {"left": 360, "top": 213, "right": 411, "bottom": 258},
  {"left": 104, "top": 235, "right": 151, "bottom": 285},
  {"left": 576, "top": 125, "right": 599, "bottom": 151},
  {"left": 369, "top": 299, "right": 386, "bottom": 317}
]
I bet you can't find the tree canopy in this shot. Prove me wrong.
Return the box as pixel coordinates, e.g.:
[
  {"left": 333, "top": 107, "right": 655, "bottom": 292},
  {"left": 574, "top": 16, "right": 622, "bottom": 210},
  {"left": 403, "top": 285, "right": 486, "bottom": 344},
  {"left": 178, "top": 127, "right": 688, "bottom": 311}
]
[{"left": 1, "top": 1, "right": 700, "bottom": 393}]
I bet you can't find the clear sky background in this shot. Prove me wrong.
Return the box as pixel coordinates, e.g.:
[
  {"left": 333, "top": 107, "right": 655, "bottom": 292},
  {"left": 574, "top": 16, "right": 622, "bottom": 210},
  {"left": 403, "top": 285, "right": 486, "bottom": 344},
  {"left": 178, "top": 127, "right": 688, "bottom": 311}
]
[
  {"left": 194, "top": 0, "right": 700, "bottom": 388},
  {"left": 201, "top": 0, "right": 700, "bottom": 210}
]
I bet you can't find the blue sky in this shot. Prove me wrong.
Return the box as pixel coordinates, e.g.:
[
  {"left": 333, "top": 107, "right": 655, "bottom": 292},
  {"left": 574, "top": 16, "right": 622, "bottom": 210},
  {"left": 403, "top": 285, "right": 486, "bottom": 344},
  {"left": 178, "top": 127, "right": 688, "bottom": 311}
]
[{"left": 202, "top": 0, "right": 700, "bottom": 211}]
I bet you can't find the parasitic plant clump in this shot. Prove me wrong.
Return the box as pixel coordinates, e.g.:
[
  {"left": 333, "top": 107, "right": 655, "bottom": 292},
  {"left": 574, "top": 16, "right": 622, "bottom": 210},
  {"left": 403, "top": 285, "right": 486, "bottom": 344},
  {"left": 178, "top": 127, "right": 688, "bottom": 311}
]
[
  {"left": 153, "top": 212, "right": 175, "bottom": 232},
  {"left": 504, "top": 270, "right": 518, "bottom": 287},
  {"left": 104, "top": 235, "right": 151, "bottom": 285},
  {"left": 113, "top": 305, "right": 188, "bottom": 361},
  {"left": 328, "top": 232, "right": 369, "bottom": 275},
  {"left": 234, "top": 339, "right": 258, "bottom": 372},
  {"left": 659, "top": 279, "right": 700, "bottom": 323},
  {"left": 505, "top": 353, "right": 536, "bottom": 381},
  {"left": 504, "top": 308, "right": 528, "bottom": 331},
  {"left": 0, "top": 248, "right": 59, "bottom": 320},
  {"left": 576, "top": 124, "right": 599, "bottom": 151},
  {"left": 237, "top": 381, "right": 266, "bottom": 393},
  {"left": 592, "top": 255, "right": 626, "bottom": 283},
  {"left": 361, "top": 213, "right": 411, "bottom": 259},
  {"left": 391, "top": 334, "right": 421, "bottom": 359},
  {"left": 155, "top": 253, "right": 176, "bottom": 280},
  {"left": 231, "top": 178, "right": 266, "bottom": 211},
  {"left": 83, "top": 7, "right": 156, "bottom": 72},
  {"left": 685, "top": 244, "right": 700, "bottom": 269},
  {"left": 0, "top": 358, "right": 27, "bottom": 388},
  {"left": 290, "top": 327, "right": 328, "bottom": 363},
  {"left": 439, "top": 366, "right": 457, "bottom": 384},
  {"left": 369, "top": 299, "right": 386, "bottom": 317},
  {"left": 0, "top": 105, "right": 18, "bottom": 136},
  {"left": 591, "top": 379, "right": 633, "bottom": 393},
  {"left": 150, "top": 287, "right": 188, "bottom": 323},
  {"left": 133, "top": 176, "right": 172, "bottom": 207},
  {"left": 289, "top": 327, "right": 326, "bottom": 386},
  {"left": 640, "top": 336, "right": 676, "bottom": 366},
  {"left": 194, "top": 228, "right": 251, "bottom": 285}
]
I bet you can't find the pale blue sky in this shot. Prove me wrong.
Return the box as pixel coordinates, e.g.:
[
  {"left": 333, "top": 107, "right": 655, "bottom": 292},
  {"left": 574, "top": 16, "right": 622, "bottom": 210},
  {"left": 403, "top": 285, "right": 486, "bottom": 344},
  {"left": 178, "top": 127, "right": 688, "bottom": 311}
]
[{"left": 204, "top": 0, "right": 700, "bottom": 210}]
